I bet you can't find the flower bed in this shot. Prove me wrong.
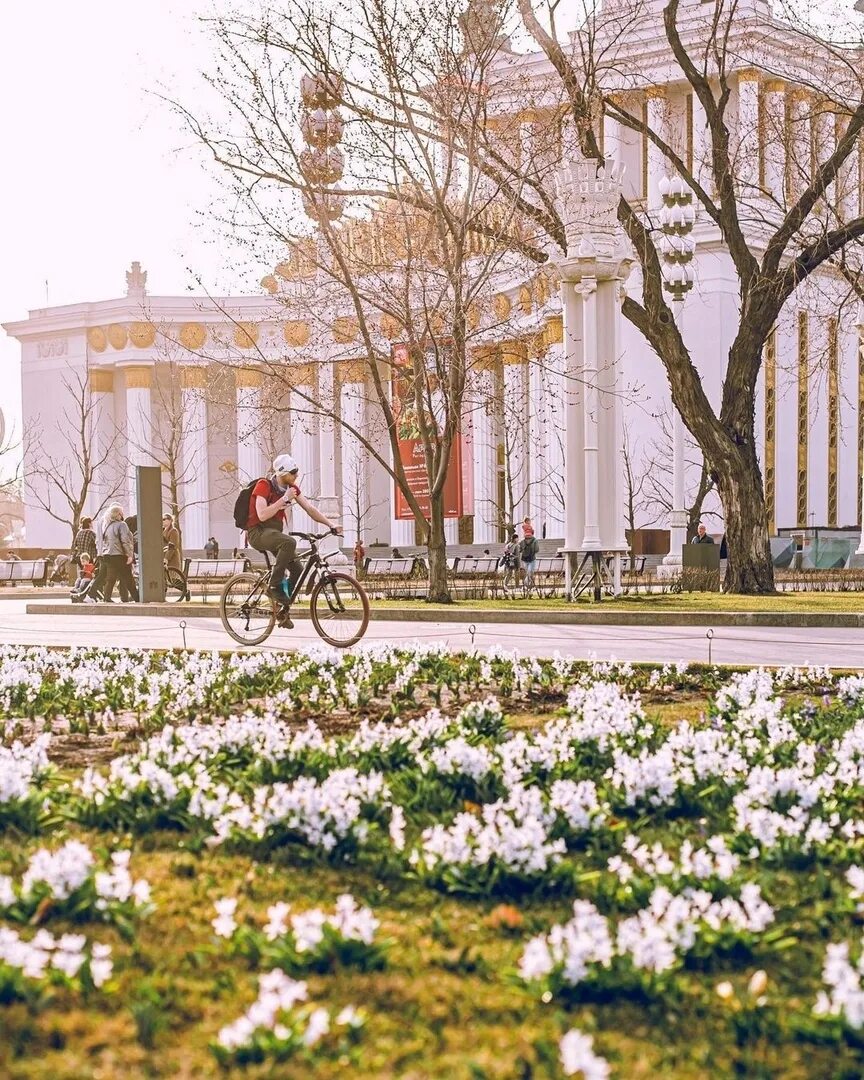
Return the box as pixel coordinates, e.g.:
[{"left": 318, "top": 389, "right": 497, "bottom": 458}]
[{"left": 0, "top": 645, "right": 863, "bottom": 1076}]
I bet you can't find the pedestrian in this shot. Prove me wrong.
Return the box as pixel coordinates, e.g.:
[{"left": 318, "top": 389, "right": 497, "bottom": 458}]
[
  {"left": 100, "top": 505, "right": 136, "bottom": 603},
  {"left": 392, "top": 547, "right": 402, "bottom": 559},
  {"left": 69, "top": 516, "right": 97, "bottom": 585},
  {"left": 204, "top": 536, "right": 220, "bottom": 559},
  {"left": 162, "top": 514, "right": 182, "bottom": 571},
  {"left": 691, "top": 523, "right": 715, "bottom": 544},
  {"left": 353, "top": 538, "right": 366, "bottom": 570},
  {"left": 519, "top": 519, "right": 539, "bottom": 590}
]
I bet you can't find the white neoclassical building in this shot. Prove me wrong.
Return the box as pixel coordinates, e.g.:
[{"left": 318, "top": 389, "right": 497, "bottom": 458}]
[{"left": 4, "top": 0, "right": 864, "bottom": 553}]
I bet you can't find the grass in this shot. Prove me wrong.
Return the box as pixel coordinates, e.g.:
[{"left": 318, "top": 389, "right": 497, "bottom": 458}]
[{"left": 373, "top": 591, "right": 864, "bottom": 613}]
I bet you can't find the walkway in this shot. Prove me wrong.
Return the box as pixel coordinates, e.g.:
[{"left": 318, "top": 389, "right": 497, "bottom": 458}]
[{"left": 0, "top": 599, "right": 862, "bottom": 667}]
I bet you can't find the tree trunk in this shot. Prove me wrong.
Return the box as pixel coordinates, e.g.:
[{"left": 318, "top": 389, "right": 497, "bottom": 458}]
[
  {"left": 716, "top": 449, "right": 775, "bottom": 593},
  {"left": 425, "top": 496, "right": 452, "bottom": 603}
]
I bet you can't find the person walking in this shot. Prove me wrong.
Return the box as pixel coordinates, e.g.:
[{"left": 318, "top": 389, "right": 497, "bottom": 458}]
[
  {"left": 353, "top": 538, "right": 366, "bottom": 573},
  {"left": 69, "top": 517, "right": 97, "bottom": 584},
  {"left": 519, "top": 518, "right": 539, "bottom": 593},
  {"left": 100, "top": 505, "right": 136, "bottom": 602},
  {"left": 162, "top": 515, "right": 182, "bottom": 571}
]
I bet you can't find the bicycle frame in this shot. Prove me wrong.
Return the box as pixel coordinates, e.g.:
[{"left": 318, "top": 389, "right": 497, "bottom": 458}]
[{"left": 248, "top": 531, "right": 342, "bottom": 604}]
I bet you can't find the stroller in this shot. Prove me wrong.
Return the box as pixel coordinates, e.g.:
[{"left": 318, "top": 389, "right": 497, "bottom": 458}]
[{"left": 70, "top": 556, "right": 105, "bottom": 603}]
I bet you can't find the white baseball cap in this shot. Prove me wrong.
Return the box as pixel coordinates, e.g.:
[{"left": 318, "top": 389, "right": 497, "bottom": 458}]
[{"left": 272, "top": 453, "right": 299, "bottom": 475}]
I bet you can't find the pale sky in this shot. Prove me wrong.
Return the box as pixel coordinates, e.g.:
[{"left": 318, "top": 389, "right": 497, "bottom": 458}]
[{"left": 0, "top": 0, "right": 263, "bottom": 444}]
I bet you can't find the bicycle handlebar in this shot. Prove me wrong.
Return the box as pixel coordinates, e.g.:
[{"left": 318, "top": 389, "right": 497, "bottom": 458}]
[{"left": 287, "top": 529, "right": 341, "bottom": 543}]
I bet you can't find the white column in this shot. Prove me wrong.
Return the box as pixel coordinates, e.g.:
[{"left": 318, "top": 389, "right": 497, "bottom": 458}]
[
  {"left": 835, "top": 113, "right": 857, "bottom": 222},
  {"left": 470, "top": 353, "right": 499, "bottom": 544},
  {"left": 562, "top": 288, "right": 585, "bottom": 557},
  {"left": 528, "top": 354, "right": 547, "bottom": 532},
  {"left": 317, "top": 360, "right": 340, "bottom": 525},
  {"left": 87, "top": 368, "right": 115, "bottom": 521},
  {"left": 813, "top": 103, "right": 836, "bottom": 210},
  {"left": 235, "top": 367, "right": 267, "bottom": 483},
  {"left": 123, "top": 364, "right": 153, "bottom": 513},
  {"left": 503, "top": 344, "right": 528, "bottom": 526},
  {"left": 339, "top": 367, "right": 367, "bottom": 547},
  {"left": 179, "top": 366, "right": 210, "bottom": 549},
  {"left": 788, "top": 90, "right": 812, "bottom": 204},
  {"left": 663, "top": 303, "right": 689, "bottom": 566},
  {"left": 691, "top": 93, "right": 712, "bottom": 197},
  {"left": 289, "top": 377, "right": 318, "bottom": 536},
  {"left": 578, "top": 279, "right": 601, "bottom": 550},
  {"left": 610, "top": 282, "right": 629, "bottom": 552},
  {"left": 737, "top": 71, "right": 761, "bottom": 198},
  {"left": 763, "top": 80, "right": 786, "bottom": 207},
  {"left": 542, "top": 326, "right": 566, "bottom": 538},
  {"left": 645, "top": 88, "right": 668, "bottom": 211}
]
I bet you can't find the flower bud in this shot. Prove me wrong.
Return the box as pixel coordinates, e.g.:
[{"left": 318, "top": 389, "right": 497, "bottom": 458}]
[
  {"left": 748, "top": 970, "right": 768, "bottom": 997},
  {"left": 715, "top": 981, "right": 734, "bottom": 1000}
]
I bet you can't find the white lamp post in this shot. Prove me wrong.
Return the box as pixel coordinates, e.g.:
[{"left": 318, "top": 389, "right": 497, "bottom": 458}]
[{"left": 658, "top": 173, "right": 696, "bottom": 568}]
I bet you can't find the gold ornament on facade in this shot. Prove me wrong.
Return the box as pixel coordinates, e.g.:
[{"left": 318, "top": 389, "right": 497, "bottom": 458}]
[
  {"left": 472, "top": 344, "right": 498, "bottom": 373},
  {"left": 533, "top": 273, "right": 551, "bottom": 306},
  {"left": 337, "top": 359, "right": 366, "bottom": 384},
  {"left": 379, "top": 313, "right": 401, "bottom": 340},
  {"left": 128, "top": 322, "right": 156, "bottom": 348},
  {"left": 261, "top": 274, "right": 278, "bottom": 295},
  {"left": 180, "top": 365, "right": 207, "bottom": 390},
  {"left": 283, "top": 320, "right": 311, "bottom": 347},
  {"left": 333, "top": 316, "right": 359, "bottom": 344},
  {"left": 501, "top": 339, "right": 528, "bottom": 365},
  {"left": 738, "top": 68, "right": 761, "bottom": 82},
  {"left": 234, "top": 322, "right": 259, "bottom": 349},
  {"left": 544, "top": 315, "right": 563, "bottom": 346},
  {"left": 288, "top": 362, "right": 316, "bottom": 387},
  {"left": 87, "top": 327, "right": 107, "bottom": 353},
  {"left": 124, "top": 365, "right": 153, "bottom": 389},
  {"left": 179, "top": 323, "right": 207, "bottom": 351},
  {"left": 88, "top": 368, "right": 114, "bottom": 393},
  {"left": 236, "top": 366, "right": 263, "bottom": 389},
  {"left": 429, "top": 312, "right": 445, "bottom": 337},
  {"left": 493, "top": 293, "right": 511, "bottom": 320},
  {"left": 107, "top": 324, "right": 128, "bottom": 350},
  {"left": 518, "top": 286, "right": 533, "bottom": 316},
  {"left": 466, "top": 303, "right": 480, "bottom": 330}
]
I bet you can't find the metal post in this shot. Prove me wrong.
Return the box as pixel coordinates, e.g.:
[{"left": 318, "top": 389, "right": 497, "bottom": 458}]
[{"left": 135, "top": 466, "right": 165, "bottom": 603}]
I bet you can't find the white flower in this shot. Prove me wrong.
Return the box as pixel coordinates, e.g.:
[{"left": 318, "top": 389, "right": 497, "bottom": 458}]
[
  {"left": 559, "top": 1029, "right": 610, "bottom": 1079},
  {"left": 303, "top": 1006, "right": 330, "bottom": 1046},
  {"left": 264, "top": 902, "right": 291, "bottom": 941},
  {"left": 212, "top": 897, "right": 238, "bottom": 939}
]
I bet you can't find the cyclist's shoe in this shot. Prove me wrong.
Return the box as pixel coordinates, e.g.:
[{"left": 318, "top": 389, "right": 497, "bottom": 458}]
[{"left": 276, "top": 608, "right": 294, "bottom": 629}]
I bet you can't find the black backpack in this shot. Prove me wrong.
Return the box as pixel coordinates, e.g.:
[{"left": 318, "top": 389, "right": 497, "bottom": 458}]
[{"left": 232, "top": 477, "right": 270, "bottom": 530}]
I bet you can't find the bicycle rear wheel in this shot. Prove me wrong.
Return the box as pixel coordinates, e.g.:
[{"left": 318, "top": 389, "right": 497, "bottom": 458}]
[
  {"left": 309, "top": 572, "right": 370, "bottom": 648},
  {"left": 165, "top": 567, "right": 188, "bottom": 602},
  {"left": 219, "top": 573, "right": 276, "bottom": 645}
]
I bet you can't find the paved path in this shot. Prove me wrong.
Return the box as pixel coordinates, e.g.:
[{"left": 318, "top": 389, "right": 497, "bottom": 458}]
[{"left": 0, "top": 599, "right": 862, "bottom": 667}]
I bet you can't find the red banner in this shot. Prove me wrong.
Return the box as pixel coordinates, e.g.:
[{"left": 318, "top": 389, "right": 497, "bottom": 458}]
[{"left": 392, "top": 342, "right": 471, "bottom": 520}]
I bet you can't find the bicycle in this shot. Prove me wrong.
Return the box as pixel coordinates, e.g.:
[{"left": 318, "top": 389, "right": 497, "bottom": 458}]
[
  {"left": 218, "top": 530, "right": 370, "bottom": 648},
  {"left": 130, "top": 550, "right": 188, "bottom": 602}
]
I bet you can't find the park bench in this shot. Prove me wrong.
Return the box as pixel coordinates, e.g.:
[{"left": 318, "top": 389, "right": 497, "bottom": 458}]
[
  {"left": 0, "top": 559, "right": 49, "bottom": 587},
  {"left": 183, "top": 557, "right": 249, "bottom": 601},
  {"left": 362, "top": 556, "right": 426, "bottom": 599},
  {"left": 448, "top": 556, "right": 502, "bottom": 599},
  {"left": 531, "top": 556, "right": 566, "bottom": 596}
]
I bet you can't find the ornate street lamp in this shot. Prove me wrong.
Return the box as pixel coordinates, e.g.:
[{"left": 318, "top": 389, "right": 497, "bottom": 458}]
[
  {"left": 658, "top": 173, "right": 696, "bottom": 568},
  {"left": 298, "top": 71, "right": 346, "bottom": 224}
]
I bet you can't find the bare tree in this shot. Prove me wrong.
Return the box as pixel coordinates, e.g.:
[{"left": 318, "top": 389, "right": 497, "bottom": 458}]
[
  {"left": 621, "top": 421, "right": 660, "bottom": 560},
  {"left": 178, "top": 0, "right": 552, "bottom": 600},
  {"left": 25, "top": 368, "right": 123, "bottom": 542},
  {"left": 505, "top": 0, "right": 864, "bottom": 592},
  {"left": 641, "top": 407, "right": 720, "bottom": 539}
]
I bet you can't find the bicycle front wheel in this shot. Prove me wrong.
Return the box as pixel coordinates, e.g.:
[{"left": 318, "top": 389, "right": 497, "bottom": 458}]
[
  {"left": 165, "top": 567, "right": 188, "bottom": 602},
  {"left": 219, "top": 573, "right": 276, "bottom": 646},
  {"left": 310, "top": 572, "right": 370, "bottom": 648}
]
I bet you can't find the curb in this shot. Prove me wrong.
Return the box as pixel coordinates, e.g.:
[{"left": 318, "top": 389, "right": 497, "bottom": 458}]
[{"left": 22, "top": 602, "right": 864, "bottom": 628}]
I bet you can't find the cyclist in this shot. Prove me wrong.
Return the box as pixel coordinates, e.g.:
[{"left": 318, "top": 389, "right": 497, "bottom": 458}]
[{"left": 246, "top": 453, "right": 342, "bottom": 628}]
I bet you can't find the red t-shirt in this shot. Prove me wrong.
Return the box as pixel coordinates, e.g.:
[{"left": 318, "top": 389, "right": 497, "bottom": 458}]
[{"left": 246, "top": 479, "right": 301, "bottom": 529}]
